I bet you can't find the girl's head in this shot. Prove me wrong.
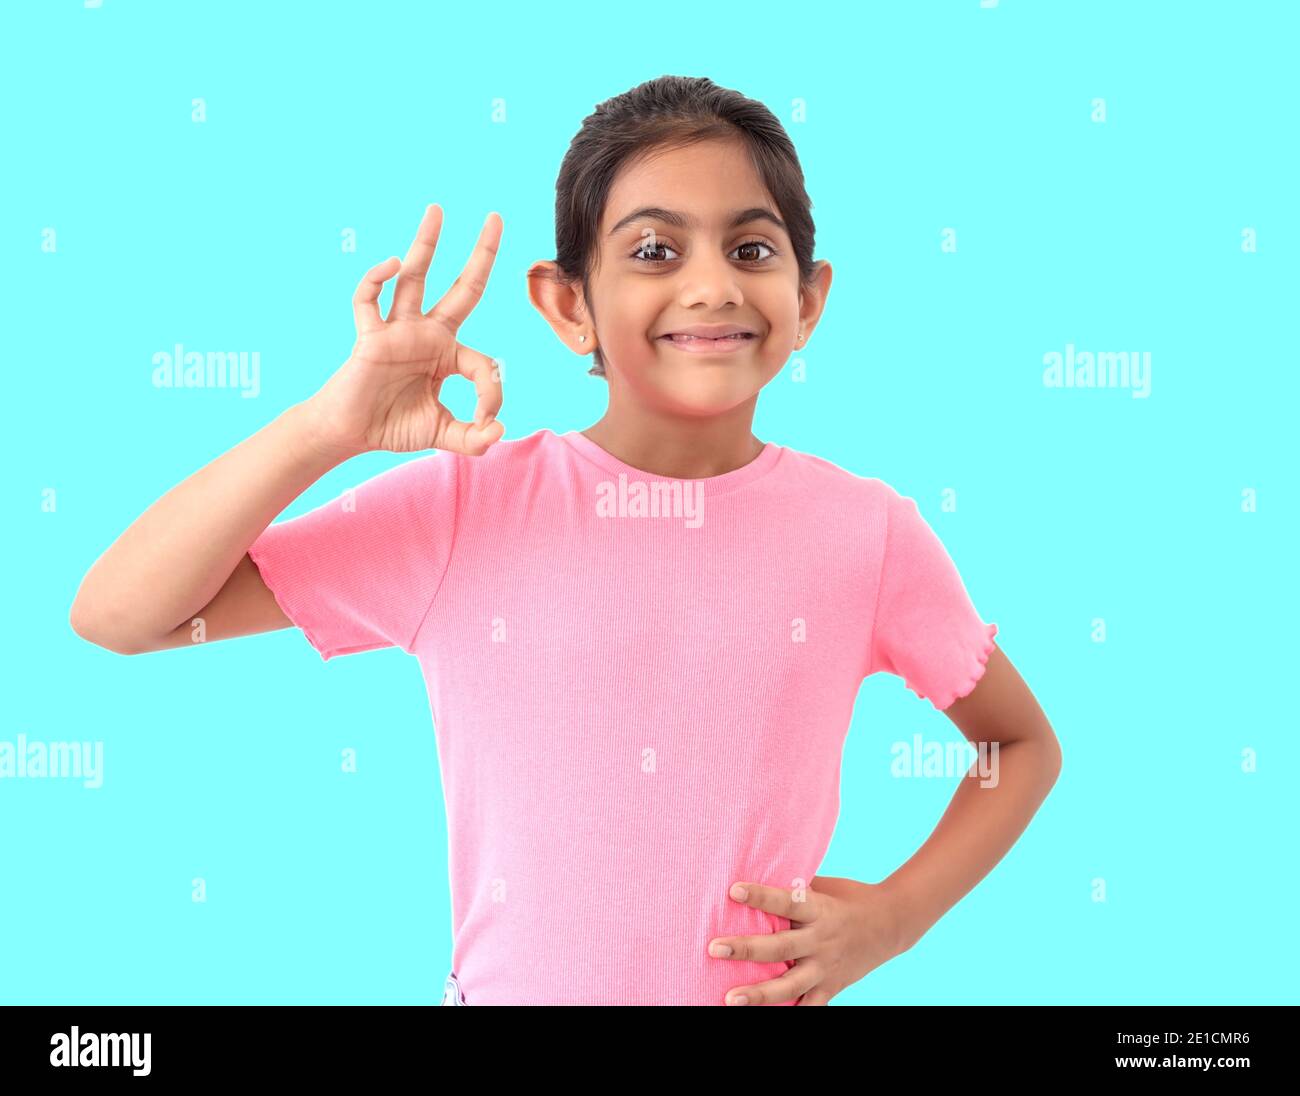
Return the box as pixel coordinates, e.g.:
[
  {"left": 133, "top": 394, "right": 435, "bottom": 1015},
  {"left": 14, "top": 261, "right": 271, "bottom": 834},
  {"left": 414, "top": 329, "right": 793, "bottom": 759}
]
[{"left": 528, "top": 75, "right": 831, "bottom": 420}]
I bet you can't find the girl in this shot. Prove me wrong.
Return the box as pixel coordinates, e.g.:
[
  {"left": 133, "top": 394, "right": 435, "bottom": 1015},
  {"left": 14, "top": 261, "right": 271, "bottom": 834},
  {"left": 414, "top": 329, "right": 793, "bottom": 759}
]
[{"left": 70, "top": 75, "right": 1061, "bottom": 1006}]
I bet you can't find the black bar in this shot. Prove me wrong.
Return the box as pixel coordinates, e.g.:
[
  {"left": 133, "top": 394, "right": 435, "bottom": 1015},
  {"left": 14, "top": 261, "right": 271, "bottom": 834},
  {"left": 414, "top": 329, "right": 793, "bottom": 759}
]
[{"left": 2, "top": 1004, "right": 1290, "bottom": 1082}]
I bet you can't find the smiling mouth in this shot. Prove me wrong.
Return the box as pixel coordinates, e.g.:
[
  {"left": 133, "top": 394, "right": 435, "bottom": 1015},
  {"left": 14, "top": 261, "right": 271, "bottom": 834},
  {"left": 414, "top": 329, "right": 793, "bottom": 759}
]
[{"left": 658, "top": 333, "right": 757, "bottom": 353}]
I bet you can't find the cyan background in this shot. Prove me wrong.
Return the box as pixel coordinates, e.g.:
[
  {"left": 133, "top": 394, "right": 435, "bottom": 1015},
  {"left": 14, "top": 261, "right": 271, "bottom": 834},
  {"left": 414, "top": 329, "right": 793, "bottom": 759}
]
[{"left": 4, "top": 0, "right": 1295, "bottom": 1004}]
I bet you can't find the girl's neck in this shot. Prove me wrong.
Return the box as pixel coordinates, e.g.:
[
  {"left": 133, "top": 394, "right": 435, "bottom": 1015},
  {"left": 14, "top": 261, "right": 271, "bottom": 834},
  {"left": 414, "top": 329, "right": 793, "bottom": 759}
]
[{"left": 580, "top": 404, "right": 765, "bottom": 480}]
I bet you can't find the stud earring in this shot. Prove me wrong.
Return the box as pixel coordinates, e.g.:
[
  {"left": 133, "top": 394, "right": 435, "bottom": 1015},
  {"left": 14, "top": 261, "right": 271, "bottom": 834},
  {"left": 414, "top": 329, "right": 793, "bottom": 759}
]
[{"left": 578, "top": 335, "right": 587, "bottom": 344}]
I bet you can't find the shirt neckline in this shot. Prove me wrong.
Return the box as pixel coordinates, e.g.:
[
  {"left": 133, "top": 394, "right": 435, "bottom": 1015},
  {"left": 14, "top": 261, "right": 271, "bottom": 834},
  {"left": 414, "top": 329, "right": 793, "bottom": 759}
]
[{"left": 559, "top": 429, "right": 784, "bottom": 496}]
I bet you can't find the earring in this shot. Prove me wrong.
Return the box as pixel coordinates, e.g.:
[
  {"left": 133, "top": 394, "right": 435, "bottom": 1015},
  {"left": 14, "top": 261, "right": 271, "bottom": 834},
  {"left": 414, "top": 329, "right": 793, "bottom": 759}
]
[
  {"left": 797, "top": 331, "right": 804, "bottom": 342},
  {"left": 578, "top": 335, "right": 587, "bottom": 344}
]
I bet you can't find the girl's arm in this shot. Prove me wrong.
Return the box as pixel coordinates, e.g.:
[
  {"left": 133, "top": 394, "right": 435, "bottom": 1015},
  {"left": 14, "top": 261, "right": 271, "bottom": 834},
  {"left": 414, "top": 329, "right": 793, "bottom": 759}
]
[
  {"left": 879, "top": 644, "right": 1063, "bottom": 953},
  {"left": 69, "top": 204, "right": 507, "bottom": 656},
  {"left": 69, "top": 401, "right": 356, "bottom": 654}
]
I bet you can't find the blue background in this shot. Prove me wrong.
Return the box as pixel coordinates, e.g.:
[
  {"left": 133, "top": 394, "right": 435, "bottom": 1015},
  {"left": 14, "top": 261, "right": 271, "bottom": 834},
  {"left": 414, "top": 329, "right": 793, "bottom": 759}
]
[{"left": 4, "top": 0, "right": 1295, "bottom": 1004}]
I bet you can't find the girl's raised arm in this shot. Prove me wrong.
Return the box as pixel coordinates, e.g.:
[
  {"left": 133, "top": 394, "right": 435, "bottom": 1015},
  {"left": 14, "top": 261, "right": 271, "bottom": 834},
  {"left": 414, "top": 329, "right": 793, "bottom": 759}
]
[{"left": 69, "top": 205, "right": 506, "bottom": 655}]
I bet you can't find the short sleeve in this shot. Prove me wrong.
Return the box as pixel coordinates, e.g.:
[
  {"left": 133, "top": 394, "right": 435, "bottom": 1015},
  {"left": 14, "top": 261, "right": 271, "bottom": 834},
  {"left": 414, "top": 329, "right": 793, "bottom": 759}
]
[
  {"left": 865, "top": 485, "right": 999, "bottom": 710},
  {"left": 247, "top": 451, "right": 459, "bottom": 661}
]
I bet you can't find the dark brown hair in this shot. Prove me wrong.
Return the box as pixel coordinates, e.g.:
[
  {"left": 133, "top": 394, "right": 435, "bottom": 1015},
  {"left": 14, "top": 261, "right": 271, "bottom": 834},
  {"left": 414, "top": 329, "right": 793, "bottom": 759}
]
[{"left": 554, "top": 75, "right": 820, "bottom": 378}]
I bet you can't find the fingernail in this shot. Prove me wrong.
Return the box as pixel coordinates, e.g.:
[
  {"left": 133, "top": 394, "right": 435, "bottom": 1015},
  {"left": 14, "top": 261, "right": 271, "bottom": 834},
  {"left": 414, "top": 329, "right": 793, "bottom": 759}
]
[
  {"left": 709, "top": 941, "right": 732, "bottom": 958},
  {"left": 730, "top": 884, "right": 748, "bottom": 901},
  {"left": 727, "top": 994, "right": 748, "bottom": 1006}
]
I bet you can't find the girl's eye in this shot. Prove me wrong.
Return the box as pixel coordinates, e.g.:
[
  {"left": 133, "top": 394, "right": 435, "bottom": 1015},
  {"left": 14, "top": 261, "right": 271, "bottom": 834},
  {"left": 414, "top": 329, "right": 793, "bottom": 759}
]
[
  {"left": 629, "top": 240, "right": 681, "bottom": 263},
  {"left": 732, "top": 239, "right": 776, "bottom": 263},
  {"left": 628, "top": 238, "right": 778, "bottom": 264}
]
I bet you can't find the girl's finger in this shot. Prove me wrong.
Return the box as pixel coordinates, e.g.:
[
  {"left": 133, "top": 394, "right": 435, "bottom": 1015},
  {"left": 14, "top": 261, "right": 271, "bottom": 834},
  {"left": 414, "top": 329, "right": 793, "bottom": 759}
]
[
  {"left": 353, "top": 256, "right": 401, "bottom": 334},
  {"left": 725, "top": 963, "right": 818, "bottom": 1007},
  {"left": 392, "top": 204, "right": 445, "bottom": 319},
  {"left": 454, "top": 343, "right": 505, "bottom": 429},
  {"left": 795, "top": 988, "right": 832, "bottom": 1006},
  {"left": 439, "top": 416, "right": 505, "bottom": 457},
  {"left": 711, "top": 927, "right": 813, "bottom": 965},
  {"left": 426, "top": 212, "right": 503, "bottom": 336}
]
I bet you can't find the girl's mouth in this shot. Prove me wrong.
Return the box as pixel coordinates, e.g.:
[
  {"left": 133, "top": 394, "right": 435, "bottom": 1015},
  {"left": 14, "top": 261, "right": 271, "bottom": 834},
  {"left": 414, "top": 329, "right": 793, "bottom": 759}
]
[{"left": 659, "top": 333, "right": 756, "bottom": 354}]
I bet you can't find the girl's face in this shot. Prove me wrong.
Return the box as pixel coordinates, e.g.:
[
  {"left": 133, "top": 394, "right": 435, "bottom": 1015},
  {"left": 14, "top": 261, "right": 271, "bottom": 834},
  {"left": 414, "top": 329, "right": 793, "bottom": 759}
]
[{"left": 536, "top": 136, "right": 831, "bottom": 420}]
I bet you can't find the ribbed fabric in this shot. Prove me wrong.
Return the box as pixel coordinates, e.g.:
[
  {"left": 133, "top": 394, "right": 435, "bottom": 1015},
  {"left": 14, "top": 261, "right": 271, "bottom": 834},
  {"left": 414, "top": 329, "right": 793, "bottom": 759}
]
[{"left": 247, "top": 427, "right": 998, "bottom": 1005}]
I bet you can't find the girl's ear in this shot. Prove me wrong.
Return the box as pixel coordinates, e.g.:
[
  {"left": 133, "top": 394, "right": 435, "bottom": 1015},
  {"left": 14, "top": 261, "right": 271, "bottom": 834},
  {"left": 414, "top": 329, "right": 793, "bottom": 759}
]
[
  {"left": 527, "top": 260, "right": 593, "bottom": 355},
  {"left": 797, "top": 259, "right": 833, "bottom": 332}
]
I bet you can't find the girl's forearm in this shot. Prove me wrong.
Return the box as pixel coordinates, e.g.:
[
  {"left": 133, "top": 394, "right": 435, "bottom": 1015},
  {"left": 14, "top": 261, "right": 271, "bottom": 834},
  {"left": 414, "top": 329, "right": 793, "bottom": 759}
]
[
  {"left": 879, "top": 737, "right": 1062, "bottom": 954},
  {"left": 69, "top": 399, "right": 352, "bottom": 652}
]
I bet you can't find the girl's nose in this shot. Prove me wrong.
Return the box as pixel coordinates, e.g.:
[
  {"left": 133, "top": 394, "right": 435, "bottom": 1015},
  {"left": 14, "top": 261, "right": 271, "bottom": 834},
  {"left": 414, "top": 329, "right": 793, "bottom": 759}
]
[{"left": 675, "top": 254, "right": 745, "bottom": 310}]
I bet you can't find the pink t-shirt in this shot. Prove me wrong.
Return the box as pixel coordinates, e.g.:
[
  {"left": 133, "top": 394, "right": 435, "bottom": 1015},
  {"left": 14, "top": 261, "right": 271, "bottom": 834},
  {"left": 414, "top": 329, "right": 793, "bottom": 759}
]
[{"left": 247, "top": 427, "right": 998, "bottom": 1005}]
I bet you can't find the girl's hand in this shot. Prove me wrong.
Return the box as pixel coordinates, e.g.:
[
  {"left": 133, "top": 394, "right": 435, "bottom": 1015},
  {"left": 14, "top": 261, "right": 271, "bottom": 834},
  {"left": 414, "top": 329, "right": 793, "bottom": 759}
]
[
  {"left": 708, "top": 875, "right": 911, "bottom": 1005},
  {"left": 304, "top": 204, "right": 507, "bottom": 459}
]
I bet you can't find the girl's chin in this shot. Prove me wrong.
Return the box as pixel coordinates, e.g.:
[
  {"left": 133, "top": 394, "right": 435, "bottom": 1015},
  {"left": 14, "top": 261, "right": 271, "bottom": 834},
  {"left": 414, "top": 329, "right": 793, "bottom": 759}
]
[{"left": 645, "top": 374, "right": 768, "bottom": 413}]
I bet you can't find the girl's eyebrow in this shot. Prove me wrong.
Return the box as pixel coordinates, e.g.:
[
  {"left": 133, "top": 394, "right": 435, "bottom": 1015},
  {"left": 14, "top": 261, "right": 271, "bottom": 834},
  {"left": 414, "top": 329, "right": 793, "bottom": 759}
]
[{"left": 606, "top": 206, "right": 787, "bottom": 237}]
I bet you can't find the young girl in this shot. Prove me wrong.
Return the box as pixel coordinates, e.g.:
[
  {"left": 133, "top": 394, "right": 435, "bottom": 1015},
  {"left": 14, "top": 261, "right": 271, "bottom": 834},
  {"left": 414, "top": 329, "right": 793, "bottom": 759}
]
[{"left": 70, "top": 75, "right": 1061, "bottom": 1007}]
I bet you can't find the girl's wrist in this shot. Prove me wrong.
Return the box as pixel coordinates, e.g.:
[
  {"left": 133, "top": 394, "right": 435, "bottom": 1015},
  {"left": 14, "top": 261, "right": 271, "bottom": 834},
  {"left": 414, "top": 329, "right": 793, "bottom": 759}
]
[
  {"left": 286, "top": 397, "right": 367, "bottom": 468},
  {"left": 876, "top": 873, "right": 931, "bottom": 957}
]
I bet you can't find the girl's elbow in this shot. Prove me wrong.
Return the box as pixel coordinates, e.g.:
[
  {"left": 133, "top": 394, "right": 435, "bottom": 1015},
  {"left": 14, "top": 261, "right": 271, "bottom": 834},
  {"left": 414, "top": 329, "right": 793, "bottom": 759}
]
[
  {"left": 69, "top": 600, "right": 147, "bottom": 656},
  {"left": 1044, "top": 729, "right": 1063, "bottom": 785}
]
